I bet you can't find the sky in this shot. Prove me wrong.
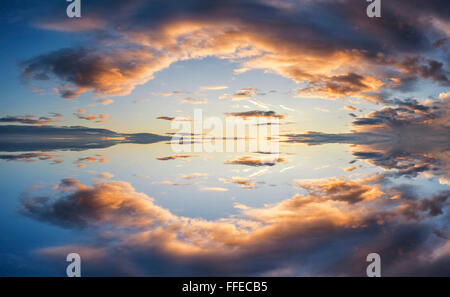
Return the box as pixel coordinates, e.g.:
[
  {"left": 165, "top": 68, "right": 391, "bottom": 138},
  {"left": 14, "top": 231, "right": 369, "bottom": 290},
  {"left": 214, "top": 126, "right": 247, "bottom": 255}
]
[{"left": 0, "top": 0, "right": 449, "bottom": 276}]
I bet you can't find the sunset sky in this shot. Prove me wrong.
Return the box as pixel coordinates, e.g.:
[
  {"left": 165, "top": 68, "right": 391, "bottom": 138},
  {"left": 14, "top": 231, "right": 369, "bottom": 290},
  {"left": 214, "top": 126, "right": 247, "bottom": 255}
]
[{"left": 0, "top": 0, "right": 449, "bottom": 276}]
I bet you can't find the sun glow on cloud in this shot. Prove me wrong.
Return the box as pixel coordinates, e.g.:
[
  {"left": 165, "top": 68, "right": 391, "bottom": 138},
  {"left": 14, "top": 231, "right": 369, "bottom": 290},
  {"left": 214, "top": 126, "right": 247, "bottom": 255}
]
[{"left": 21, "top": 174, "right": 449, "bottom": 276}]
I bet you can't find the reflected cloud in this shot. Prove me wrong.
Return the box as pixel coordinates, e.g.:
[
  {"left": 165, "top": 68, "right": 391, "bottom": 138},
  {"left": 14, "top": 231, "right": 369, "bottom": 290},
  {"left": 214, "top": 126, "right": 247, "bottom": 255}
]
[
  {"left": 0, "top": 152, "right": 62, "bottom": 164},
  {"left": 21, "top": 176, "right": 449, "bottom": 276},
  {"left": 225, "top": 156, "right": 286, "bottom": 167},
  {"left": 284, "top": 97, "right": 450, "bottom": 181},
  {"left": 219, "top": 176, "right": 256, "bottom": 189},
  {"left": 0, "top": 125, "right": 170, "bottom": 152},
  {"left": 98, "top": 172, "right": 114, "bottom": 179},
  {"left": 220, "top": 88, "right": 258, "bottom": 101},
  {"left": 74, "top": 155, "right": 108, "bottom": 168},
  {"left": 199, "top": 187, "right": 228, "bottom": 192},
  {"left": 152, "top": 180, "right": 192, "bottom": 186},
  {"left": 180, "top": 173, "right": 208, "bottom": 180},
  {"left": 156, "top": 155, "right": 200, "bottom": 161},
  {"left": 225, "top": 110, "right": 285, "bottom": 120},
  {"left": 0, "top": 114, "right": 62, "bottom": 125}
]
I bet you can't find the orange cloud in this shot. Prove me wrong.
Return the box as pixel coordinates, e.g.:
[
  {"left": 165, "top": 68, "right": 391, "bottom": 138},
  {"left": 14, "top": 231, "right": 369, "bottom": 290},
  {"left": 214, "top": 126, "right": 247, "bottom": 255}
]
[
  {"left": 74, "top": 155, "right": 109, "bottom": 168},
  {"left": 21, "top": 175, "right": 449, "bottom": 275},
  {"left": 219, "top": 176, "right": 256, "bottom": 189},
  {"left": 225, "top": 156, "right": 286, "bottom": 167},
  {"left": 74, "top": 110, "right": 109, "bottom": 123},
  {"left": 156, "top": 154, "right": 199, "bottom": 161}
]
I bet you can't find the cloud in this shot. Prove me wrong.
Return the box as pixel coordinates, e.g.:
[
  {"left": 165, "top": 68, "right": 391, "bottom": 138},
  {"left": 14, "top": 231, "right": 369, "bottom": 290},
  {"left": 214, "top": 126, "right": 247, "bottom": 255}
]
[
  {"left": 199, "top": 187, "right": 229, "bottom": 192},
  {"left": 74, "top": 111, "right": 108, "bottom": 123},
  {"left": 97, "top": 98, "right": 114, "bottom": 105},
  {"left": 398, "top": 56, "right": 450, "bottom": 87},
  {"left": 156, "top": 155, "right": 199, "bottom": 161},
  {"left": 280, "top": 94, "right": 450, "bottom": 183},
  {"left": 288, "top": 96, "right": 449, "bottom": 180},
  {"left": 200, "top": 86, "right": 228, "bottom": 91},
  {"left": 219, "top": 176, "right": 256, "bottom": 189},
  {"left": 0, "top": 125, "right": 170, "bottom": 152},
  {"left": 98, "top": 172, "right": 114, "bottom": 179},
  {"left": 37, "top": 17, "right": 106, "bottom": 32},
  {"left": 133, "top": 98, "right": 151, "bottom": 104},
  {"left": 180, "top": 173, "right": 208, "bottom": 180},
  {"left": 0, "top": 114, "right": 62, "bottom": 125},
  {"left": 439, "top": 91, "right": 450, "bottom": 101},
  {"left": 154, "top": 91, "right": 192, "bottom": 97},
  {"left": 20, "top": 176, "right": 450, "bottom": 276},
  {"left": 74, "top": 155, "right": 108, "bottom": 168},
  {"left": 314, "top": 108, "right": 330, "bottom": 113},
  {"left": 395, "top": 190, "right": 450, "bottom": 221},
  {"left": 344, "top": 166, "right": 357, "bottom": 172},
  {"left": 225, "top": 156, "right": 286, "bottom": 167},
  {"left": 156, "top": 116, "right": 192, "bottom": 122},
  {"left": 298, "top": 73, "right": 384, "bottom": 102},
  {"left": 18, "top": 0, "right": 450, "bottom": 102},
  {"left": 225, "top": 110, "right": 285, "bottom": 120},
  {"left": 21, "top": 47, "right": 171, "bottom": 98},
  {"left": 283, "top": 131, "right": 374, "bottom": 145},
  {"left": 181, "top": 97, "right": 207, "bottom": 104},
  {"left": 295, "top": 177, "right": 383, "bottom": 204},
  {"left": 0, "top": 152, "right": 61, "bottom": 163},
  {"left": 220, "top": 88, "right": 258, "bottom": 101},
  {"left": 152, "top": 180, "right": 191, "bottom": 186},
  {"left": 156, "top": 116, "right": 175, "bottom": 121}
]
